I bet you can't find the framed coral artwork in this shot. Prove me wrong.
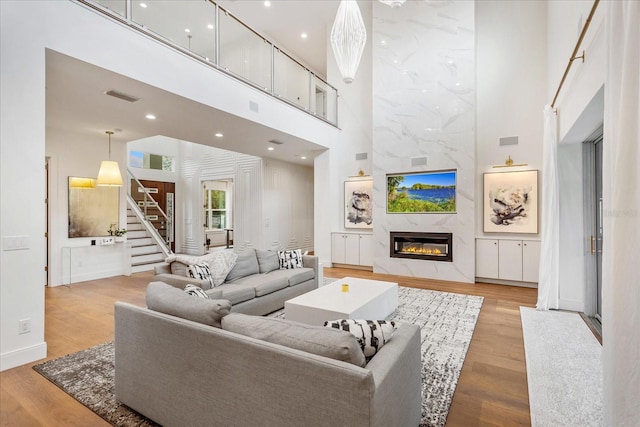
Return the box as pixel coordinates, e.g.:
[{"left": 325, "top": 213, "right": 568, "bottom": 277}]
[
  {"left": 483, "top": 170, "right": 539, "bottom": 233},
  {"left": 344, "top": 178, "right": 373, "bottom": 229}
]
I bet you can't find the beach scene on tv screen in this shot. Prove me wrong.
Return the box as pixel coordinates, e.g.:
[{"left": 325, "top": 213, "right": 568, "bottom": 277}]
[{"left": 387, "top": 170, "right": 456, "bottom": 213}]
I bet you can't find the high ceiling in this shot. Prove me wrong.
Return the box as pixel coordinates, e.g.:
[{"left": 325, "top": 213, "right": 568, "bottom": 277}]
[{"left": 47, "top": 0, "right": 348, "bottom": 166}]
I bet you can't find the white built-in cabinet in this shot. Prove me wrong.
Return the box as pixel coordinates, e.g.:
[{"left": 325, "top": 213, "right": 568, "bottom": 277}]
[
  {"left": 331, "top": 232, "right": 373, "bottom": 267},
  {"left": 475, "top": 238, "right": 541, "bottom": 284}
]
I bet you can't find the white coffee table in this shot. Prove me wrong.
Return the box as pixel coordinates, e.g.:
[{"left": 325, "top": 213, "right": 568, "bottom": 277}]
[{"left": 284, "top": 277, "right": 398, "bottom": 325}]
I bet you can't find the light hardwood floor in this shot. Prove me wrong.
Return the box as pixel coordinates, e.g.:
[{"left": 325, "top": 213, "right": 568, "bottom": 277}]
[{"left": 1, "top": 268, "right": 537, "bottom": 426}]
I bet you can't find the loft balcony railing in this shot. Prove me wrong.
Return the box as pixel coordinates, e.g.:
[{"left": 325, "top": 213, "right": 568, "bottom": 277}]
[{"left": 75, "top": 0, "right": 339, "bottom": 126}]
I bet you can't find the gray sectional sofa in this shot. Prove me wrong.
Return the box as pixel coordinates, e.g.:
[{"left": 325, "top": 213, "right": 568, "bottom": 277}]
[
  {"left": 114, "top": 282, "right": 422, "bottom": 427},
  {"left": 153, "top": 249, "right": 319, "bottom": 316}
]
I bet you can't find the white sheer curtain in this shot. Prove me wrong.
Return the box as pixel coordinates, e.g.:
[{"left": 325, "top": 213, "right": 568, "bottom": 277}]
[
  {"left": 602, "top": 1, "right": 640, "bottom": 425},
  {"left": 536, "top": 105, "right": 560, "bottom": 311}
]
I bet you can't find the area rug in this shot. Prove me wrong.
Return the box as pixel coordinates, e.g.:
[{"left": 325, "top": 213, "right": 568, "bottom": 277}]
[
  {"left": 520, "top": 307, "right": 603, "bottom": 427},
  {"left": 34, "top": 285, "right": 483, "bottom": 427}
]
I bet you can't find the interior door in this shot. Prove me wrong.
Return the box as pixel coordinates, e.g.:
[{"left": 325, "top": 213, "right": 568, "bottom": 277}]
[{"left": 594, "top": 139, "right": 603, "bottom": 322}]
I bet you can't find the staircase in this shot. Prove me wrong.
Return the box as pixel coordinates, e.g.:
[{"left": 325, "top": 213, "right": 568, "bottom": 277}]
[{"left": 127, "top": 208, "right": 167, "bottom": 273}]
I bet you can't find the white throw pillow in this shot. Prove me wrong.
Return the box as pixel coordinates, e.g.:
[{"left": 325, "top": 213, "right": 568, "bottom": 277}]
[
  {"left": 186, "top": 263, "right": 214, "bottom": 288},
  {"left": 277, "top": 249, "right": 304, "bottom": 269},
  {"left": 324, "top": 319, "right": 396, "bottom": 361},
  {"left": 168, "top": 252, "right": 238, "bottom": 286},
  {"left": 184, "top": 284, "right": 209, "bottom": 299}
]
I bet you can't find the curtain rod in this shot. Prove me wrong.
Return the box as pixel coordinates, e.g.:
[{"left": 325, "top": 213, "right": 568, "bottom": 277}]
[{"left": 550, "top": 0, "right": 601, "bottom": 109}]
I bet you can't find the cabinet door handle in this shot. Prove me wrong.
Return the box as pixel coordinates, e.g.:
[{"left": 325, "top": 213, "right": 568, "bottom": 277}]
[
  {"left": 494, "top": 242, "right": 497, "bottom": 245},
  {"left": 518, "top": 243, "right": 521, "bottom": 246}
]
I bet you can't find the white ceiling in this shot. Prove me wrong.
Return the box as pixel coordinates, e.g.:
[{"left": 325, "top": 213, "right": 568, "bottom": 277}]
[{"left": 46, "top": 0, "right": 350, "bottom": 166}]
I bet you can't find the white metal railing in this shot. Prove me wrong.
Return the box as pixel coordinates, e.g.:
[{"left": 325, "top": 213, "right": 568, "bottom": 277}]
[
  {"left": 127, "top": 168, "right": 173, "bottom": 255},
  {"left": 75, "top": 0, "right": 339, "bottom": 126}
]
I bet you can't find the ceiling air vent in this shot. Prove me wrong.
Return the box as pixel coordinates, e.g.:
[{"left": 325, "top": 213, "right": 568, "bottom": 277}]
[
  {"left": 105, "top": 90, "right": 140, "bottom": 103},
  {"left": 268, "top": 139, "right": 284, "bottom": 145}
]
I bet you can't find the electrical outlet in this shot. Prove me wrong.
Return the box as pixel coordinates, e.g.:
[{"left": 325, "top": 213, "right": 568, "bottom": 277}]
[
  {"left": 19, "top": 318, "right": 31, "bottom": 334},
  {"left": 100, "top": 237, "right": 115, "bottom": 245}
]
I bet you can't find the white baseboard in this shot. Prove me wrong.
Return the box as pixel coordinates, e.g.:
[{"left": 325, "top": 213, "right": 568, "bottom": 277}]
[{"left": 1, "top": 341, "right": 47, "bottom": 372}]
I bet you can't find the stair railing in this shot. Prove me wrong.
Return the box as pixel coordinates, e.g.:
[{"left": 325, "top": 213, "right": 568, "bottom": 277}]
[{"left": 127, "top": 168, "right": 173, "bottom": 256}]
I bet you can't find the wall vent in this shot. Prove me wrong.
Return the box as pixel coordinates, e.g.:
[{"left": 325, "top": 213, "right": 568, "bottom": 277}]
[
  {"left": 104, "top": 90, "right": 140, "bottom": 103},
  {"left": 355, "top": 152, "right": 368, "bottom": 160},
  {"left": 499, "top": 136, "right": 519, "bottom": 146},
  {"left": 249, "top": 101, "right": 259, "bottom": 112},
  {"left": 411, "top": 156, "right": 428, "bottom": 167}
]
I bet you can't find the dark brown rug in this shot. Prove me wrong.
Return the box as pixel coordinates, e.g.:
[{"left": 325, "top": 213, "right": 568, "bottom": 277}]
[
  {"left": 34, "top": 286, "right": 483, "bottom": 427},
  {"left": 33, "top": 342, "right": 157, "bottom": 427}
]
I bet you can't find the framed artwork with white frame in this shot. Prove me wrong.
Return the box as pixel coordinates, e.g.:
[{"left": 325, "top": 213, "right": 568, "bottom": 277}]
[
  {"left": 483, "top": 170, "right": 539, "bottom": 233},
  {"left": 344, "top": 178, "right": 373, "bottom": 229}
]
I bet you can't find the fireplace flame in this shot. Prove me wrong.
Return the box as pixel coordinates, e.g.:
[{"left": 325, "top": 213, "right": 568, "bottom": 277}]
[{"left": 400, "top": 246, "right": 443, "bottom": 255}]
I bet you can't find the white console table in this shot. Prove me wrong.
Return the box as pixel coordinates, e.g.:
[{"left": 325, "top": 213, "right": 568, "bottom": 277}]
[{"left": 62, "top": 243, "right": 131, "bottom": 285}]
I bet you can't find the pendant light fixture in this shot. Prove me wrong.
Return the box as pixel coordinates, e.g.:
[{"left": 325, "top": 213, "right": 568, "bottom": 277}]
[
  {"left": 96, "top": 130, "right": 123, "bottom": 187},
  {"left": 330, "top": 0, "right": 367, "bottom": 84},
  {"left": 379, "top": 0, "right": 406, "bottom": 8}
]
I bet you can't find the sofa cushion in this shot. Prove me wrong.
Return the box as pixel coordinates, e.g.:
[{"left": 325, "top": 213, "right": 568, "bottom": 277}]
[
  {"left": 256, "top": 249, "right": 280, "bottom": 274},
  {"left": 227, "top": 273, "right": 289, "bottom": 297},
  {"left": 225, "top": 249, "right": 260, "bottom": 282},
  {"left": 146, "top": 282, "right": 231, "bottom": 328},
  {"left": 277, "top": 249, "right": 304, "bottom": 269},
  {"left": 184, "top": 284, "right": 209, "bottom": 299},
  {"left": 222, "top": 313, "right": 366, "bottom": 367},
  {"left": 262, "top": 267, "right": 315, "bottom": 287},
  {"left": 187, "top": 264, "right": 215, "bottom": 288},
  {"left": 324, "top": 319, "right": 396, "bottom": 361},
  {"left": 215, "top": 283, "right": 256, "bottom": 305}
]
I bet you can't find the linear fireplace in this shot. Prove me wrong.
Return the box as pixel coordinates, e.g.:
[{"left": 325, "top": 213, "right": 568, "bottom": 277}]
[{"left": 390, "top": 232, "right": 453, "bottom": 262}]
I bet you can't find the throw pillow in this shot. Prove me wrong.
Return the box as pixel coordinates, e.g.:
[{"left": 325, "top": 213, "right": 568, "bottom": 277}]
[
  {"left": 277, "top": 249, "right": 303, "bottom": 269},
  {"left": 225, "top": 249, "right": 260, "bottom": 282},
  {"left": 324, "top": 319, "right": 396, "bottom": 361},
  {"left": 167, "top": 252, "right": 238, "bottom": 287},
  {"left": 187, "top": 263, "right": 215, "bottom": 288},
  {"left": 146, "top": 282, "right": 231, "bottom": 328},
  {"left": 207, "top": 251, "right": 238, "bottom": 286},
  {"left": 222, "top": 313, "right": 366, "bottom": 367},
  {"left": 256, "top": 249, "right": 280, "bottom": 273},
  {"left": 184, "top": 284, "right": 209, "bottom": 299}
]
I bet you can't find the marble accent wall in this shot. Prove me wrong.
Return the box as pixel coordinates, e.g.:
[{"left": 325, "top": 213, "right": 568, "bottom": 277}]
[{"left": 372, "top": 1, "right": 475, "bottom": 283}]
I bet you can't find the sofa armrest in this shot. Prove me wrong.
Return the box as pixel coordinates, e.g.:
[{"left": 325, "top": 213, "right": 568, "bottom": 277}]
[
  {"left": 154, "top": 263, "right": 171, "bottom": 275},
  {"left": 366, "top": 323, "right": 422, "bottom": 427},
  {"left": 152, "top": 274, "right": 211, "bottom": 290},
  {"left": 302, "top": 255, "right": 319, "bottom": 288}
]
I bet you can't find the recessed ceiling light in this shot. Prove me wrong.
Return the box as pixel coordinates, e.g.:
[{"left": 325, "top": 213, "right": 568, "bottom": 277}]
[
  {"left": 140, "top": 3, "right": 147, "bottom": 8},
  {"left": 301, "top": 156, "right": 307, "bottom": 160},
  {"left": 215, "top": 132, "right": 223, "bottom": 138},
  {"left": 207, "top": 24, "right": 214, "bottom": 30},
  {"left": 185, "top": 28, "right": 191, "bottom": 33},
  {"left": 264, "top": 1, "right": 271, "bottom": 7},
  {"left": 301, "top": 33, "right": 308, "bottom": 39},
  {"left": 145, "top": 114, "right": 156, "bottom": 120},
  {"left": 268, "top": 147, "right": 275, "bottom": 151}
]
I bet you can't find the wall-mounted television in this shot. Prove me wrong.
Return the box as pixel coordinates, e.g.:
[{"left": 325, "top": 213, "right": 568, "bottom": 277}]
[{"left": 386, "top": 169, "right": 457, "bottom": 213}]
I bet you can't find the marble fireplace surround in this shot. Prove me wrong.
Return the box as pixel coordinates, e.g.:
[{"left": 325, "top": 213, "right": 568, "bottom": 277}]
[{"left": 372, "top": 0, "right": 475, "bottom": 284}]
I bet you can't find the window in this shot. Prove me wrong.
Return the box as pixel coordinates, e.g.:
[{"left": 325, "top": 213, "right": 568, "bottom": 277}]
[
  {"left": 130, "top": 151, "right": 175, "bottom": 172},
  {"left": 203, "top": 180, "right": 232, "bottom": 231}
]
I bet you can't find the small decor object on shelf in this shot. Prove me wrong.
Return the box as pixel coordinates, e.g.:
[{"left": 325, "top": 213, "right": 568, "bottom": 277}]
[{"left": 108, "top": 224, "right": 127, "bottom": 242}]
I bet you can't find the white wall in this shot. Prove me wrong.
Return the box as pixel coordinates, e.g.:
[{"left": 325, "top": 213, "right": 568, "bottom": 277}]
[
  {"left": 475, "top": 0, "right": 546, "bottom": 241},
  {"left": 371, "top": 0, "right": 475, "bottom": 283},
  {"left": 547, "top": 1, "right": 606, "bottom": 313},
  {"left": 315, "top": 0, "right": 373, "bottom": 269},
  {"left": 46, "top": 128, "right": 128, "bottom": 286},
  {"left": 0, "top": 0, "right": 335, "bottom": 370}
]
